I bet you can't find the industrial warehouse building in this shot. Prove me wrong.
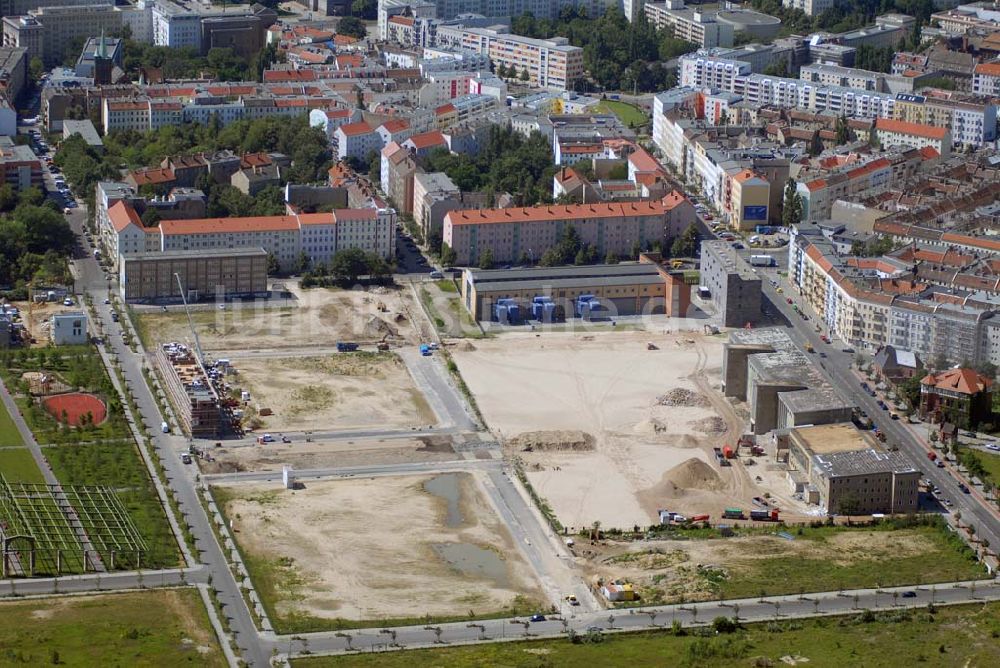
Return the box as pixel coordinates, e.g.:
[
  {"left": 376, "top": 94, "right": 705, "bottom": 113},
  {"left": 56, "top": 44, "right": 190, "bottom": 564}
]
[
  {"left": 118, "top": 248, "right": 269, "bottom": 303},
  {"left": 460, "top": 260, "right": 692, "bottom": 323},
  {"left": 723, "top": 328, "right": 855, "bottom": 435},
  {"left": 781, "top": 423, "right": 920, "bottom": 515}
]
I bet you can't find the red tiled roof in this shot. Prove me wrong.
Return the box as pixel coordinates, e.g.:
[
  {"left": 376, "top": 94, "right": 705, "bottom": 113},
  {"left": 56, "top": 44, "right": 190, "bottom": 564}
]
[
  {"left": 405, "top": 130, "right": 446, "bottom": 150},
  {"left": 337, "top": 121, "right": 373, "bottom": 137},
  {"left": 108, "top": 201, "right": 142, "bottom": 233},
  {"left": 876, "top": 118, "right": 948, "bottom": 141},
  {"left": 129, "top": 168, "right": 174, "bottom": 186},
  {"left": 974, "top": 61, "right": 1000, "bottom": 77},
  {"left": 379, "top": 119, "right": 410, "bottom": 133},
  {"left": 920, "top": 368, "right": 993, "bottom": 394},
  {"left": 160, "top": 216, "right": 301, "bottom": 235},
  {"left": 446, "top": 200, "right": 673, "bottom": 226}
]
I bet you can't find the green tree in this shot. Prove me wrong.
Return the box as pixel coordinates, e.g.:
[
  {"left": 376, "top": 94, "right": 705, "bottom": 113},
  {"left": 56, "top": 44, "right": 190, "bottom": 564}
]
[
  {"left": 140, "top": 207, "right": 161, "bottom": 227},
  {"left": 519, "top": 68, "right": 530, "bottom": 82},
  {"left": 266, "top": 252, "right": 280, "bottom": 275},
  {"left": 671, "top": 223, "right": 699, "bottom": 258},
  {"left": 836, "top": 114, "right": 851, "bottom": 145},
  {"left": 28, "top": 57, "right": 45, "bottom": 84},
  {"left": 351, "top": 0, "right": 377, "bottom": 20},
  {"left": 331, "top": 248, "right": 370, "bottom": 283},
  {"left": 440, "top": 242, "right": 457, "bottom": 266},
  {"left": 478, "top": 248, "right": 494, "bottom": 270},
  {"left": 605, "top": 250, "right": 619, "bottom": 264},
  {"left": 0, "top": 184, "right": 17, "bottom": 212},
  {"left": 338, "top": 16, "right": 368, "bottom": 40},
  {"left": 782, "top": 178, "right": 803, "bottom": 227},
  {"left": 808, "top": 130, "right": 824, "bottom": 157}
]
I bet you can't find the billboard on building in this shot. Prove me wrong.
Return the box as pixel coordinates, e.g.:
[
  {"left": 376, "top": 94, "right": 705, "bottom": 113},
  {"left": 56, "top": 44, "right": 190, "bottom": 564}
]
[{"left": 743, "top": 205, "right": 767, "bottom": 221}]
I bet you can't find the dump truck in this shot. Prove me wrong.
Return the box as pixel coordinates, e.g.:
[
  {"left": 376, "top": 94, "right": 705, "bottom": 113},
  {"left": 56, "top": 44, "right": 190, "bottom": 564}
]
[
  {"left": 722, "top": 445, "right": 735, "bottom": 459},
  {"left": 722, "top": 508, "right": 745, "bottom": 520},
  {"left": 750, "top": 509, "right": 780, "bottom": 522},
  {"left": 336, "top": 342, "right": 359, "bottom": 352}
]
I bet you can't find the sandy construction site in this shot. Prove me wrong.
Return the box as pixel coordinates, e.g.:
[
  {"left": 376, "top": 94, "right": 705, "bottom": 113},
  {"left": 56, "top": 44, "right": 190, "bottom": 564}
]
[
  {"left": 217, "top": 473, "right": 543, "bottom": 623},
  {"left": 451, "top": 331, "right": 803, "bottom": 530},
  {"left": 232, "top": 353, "right": 434, "bottom": 432},
  {"left": 200, "top": 434, "right": 463, "bottom": 474},
  {"left": 137, "top": 281, "right": 429, "bottom": 351}
]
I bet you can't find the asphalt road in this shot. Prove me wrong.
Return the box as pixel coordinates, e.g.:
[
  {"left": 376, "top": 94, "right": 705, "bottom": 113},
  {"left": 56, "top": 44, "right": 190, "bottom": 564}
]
[
  {"left": 266, "top": 580, "right": 1000, "bottom": 658},
  {"left": 68, "top": 215, "right": 272, "bottom": 666},
  {"left": 757, "top": 262, "right": 1000, "bottom": 563}
]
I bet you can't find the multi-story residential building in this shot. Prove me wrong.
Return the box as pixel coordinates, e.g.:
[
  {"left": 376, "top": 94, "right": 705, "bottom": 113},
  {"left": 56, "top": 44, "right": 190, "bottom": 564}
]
[
  {"left": 644, "top": 1, "right": 734, "bottom": 49},
  {"left": 155, "top": 206, "right": 395, "bottom": 269},
  {"left": 0, "top": 46, "right": 27, "bottom": 103},
  {"left": 436, "top": 26, "right": 583, "bottom": 91},
  {"left": 380, "top": 141, "right": 419, "bottom": 214},
  {"left": 972, "top": 61, "right": 1000, "bottom": 96},
  {"left": 0, "top": 135, "right": 41, "bottom": 193},
  {"left": 102, "top": 99, "right": 150, "bottom": 133},
  {"left": 932, "top": 1, "right": 1000, "bottom": 35},
  {"left": 443, "top": 193, "right": 695, "bottom": 265},
  {"left": 150, "top": 0, "right": 276, "bottom": 52},
  {"left": 376, "top": 118, "right": 413, "bottom": 147},
  {"left": 795, "top": 149, "right": 934, "bottom": 222},
  {"left": 2, "top": 4, "right": 123, "bottom": 64},
  {"left": 919, "top": 367, "right": 994, "bottom": 430},
  {"left": 874, "top": 118, "right": 952, "bottom": 158},
  {"left": 403, "top": 129, "right": 448, "bottom": 157},
  {"left": 892, "top": 91, "right": 997, "bottom": 147},
  {"left": 106, "top": 200, "right": 160, "bottom": 267},
  {"left": 413, "top": 170, "right": 460, "bottom": 238},
  {"left": 729, "top": 168, "right": 770, "bottom": 231},
  {"left": 799, "top": 62, "right": 931, "bottom": 95},
  {"left": 334, "top": 121, "right": 381, "bottom": 161},
  {"left": 782, "top": 0, "right": 833, "bottom": 17},
  {"left": 309, "top": 107, "right": 362, "bottom": 141}
]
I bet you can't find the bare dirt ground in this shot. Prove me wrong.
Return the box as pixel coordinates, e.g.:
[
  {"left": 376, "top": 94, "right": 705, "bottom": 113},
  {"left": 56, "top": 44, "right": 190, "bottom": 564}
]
[
  {"left": 200, "top": 434, "right": 460, "bottom": 474},
  {"left": 451, "top": 330, "right": 809, "bottom": 530},
  {"left": 217, "top": 473, "right": 543, "bottom": 622},
  {"left": 137, "top": 281, "right": 423, "bottom": 351},
  {"left": 11, "top": 300, "right": 86, "bottom": 346},
  {"left": 577, "top": 530, "right": 934, "bottom": 604},
  {"left": 232, "top": 353, "right": 434, "bottom": 432}
]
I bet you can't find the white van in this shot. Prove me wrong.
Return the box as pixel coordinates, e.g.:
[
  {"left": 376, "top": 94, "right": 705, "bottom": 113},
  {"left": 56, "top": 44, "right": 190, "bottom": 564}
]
[{"left": 161, "top": 421, "right": 169, "bottom": 433}]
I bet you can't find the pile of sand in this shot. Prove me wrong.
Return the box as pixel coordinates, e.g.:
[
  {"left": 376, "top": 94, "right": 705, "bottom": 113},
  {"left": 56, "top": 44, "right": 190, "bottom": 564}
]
[
  {"left": 655, "top": 388, "right": 708, "bottom": 407},
  {"left": 455, "top": 341, "right": 477, "bottom": 352},
  {"left": 363, "top": 316, "right": 398, "bottom": 339},
  {"left": 509, "top": 430, "right": 595, "bottom": 452},
  {"left": 659, "top": 458, "right": 724, "bottom": 498},
  {"left": 689, "top": 416, "right": 727, "bottom": 434}
]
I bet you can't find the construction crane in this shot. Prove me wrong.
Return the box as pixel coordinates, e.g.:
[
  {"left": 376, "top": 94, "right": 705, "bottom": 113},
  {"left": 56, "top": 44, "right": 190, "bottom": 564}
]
[{"left": 174, "top": 272, "right": 205, "bottom": 365}]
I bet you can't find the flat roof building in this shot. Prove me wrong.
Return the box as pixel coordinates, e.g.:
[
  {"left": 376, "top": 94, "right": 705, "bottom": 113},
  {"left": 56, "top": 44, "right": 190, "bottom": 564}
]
[
  {"left": 699, "top": 240, "right": 762, "bottom": 328},
  {"left": 62, "top": 119, "right": 103, "bottom": 152},
  {"left": 460, "top": 260, "right": 692, "bottom": 322},
  {"left": 786, "top": 423, "right": 920, "bottom": 515},
  {"left": 119, "top": 247, "right": 269, "bottom": 304}
]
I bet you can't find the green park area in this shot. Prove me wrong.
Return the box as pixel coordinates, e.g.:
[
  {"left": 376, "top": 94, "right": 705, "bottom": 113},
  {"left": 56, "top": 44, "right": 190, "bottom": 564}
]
[
  {"left": 296, "top": 602, "right": 1000, "bottom": 668},
  {"left": 596, "top": 100, "right": 649, "bottom": 129},
  {"left": 0, "top": 590, "right": 225, "bottom": 667},
  {"left": 0, "top": 395, "right": 23, "bottom": 446}
]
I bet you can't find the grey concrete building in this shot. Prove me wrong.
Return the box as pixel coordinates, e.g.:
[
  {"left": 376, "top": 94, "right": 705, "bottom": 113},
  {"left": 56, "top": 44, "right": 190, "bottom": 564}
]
[
  {"left": 699, "top": 240, "right": 762, "bottom": 328},
  {"left": 724, "top": 328, "right": 855, "bottom": 435}
]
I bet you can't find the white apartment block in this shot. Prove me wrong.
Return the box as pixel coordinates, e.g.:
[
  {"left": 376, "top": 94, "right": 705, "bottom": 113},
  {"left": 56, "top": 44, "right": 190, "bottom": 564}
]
[
  {"left": 782, "top": 0, "right": 834, "bottom": 17},
  {"left": 973, "top": 62, "right": 1000, "bottom": 97},
  {"left": 335, "top": 121, "right": 382, "bottom": 161},
  {"left": 436, "top": 26, "right": 583, "bottom": 91},
  {"left": 644, "top": 1, "right": 734, "bottom": 49}
]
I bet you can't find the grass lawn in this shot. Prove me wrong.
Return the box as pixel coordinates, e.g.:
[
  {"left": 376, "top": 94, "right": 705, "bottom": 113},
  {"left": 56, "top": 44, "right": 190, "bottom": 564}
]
[
  {"left": 435, "top": 279, "right": 458, "bottom": 293},
  {"left": 716, "top": 523, "right": 983, "bottom": 600},
  {"left": 596, "top": 100, "right": 649, "bottom": 128},
  {"left": 295, "top": 602, "right": 1000, "bottom": 668},
  {"left": 0, "top": 397, "right": 24, "bottom": 447},
  {"left": 0, "top": 448, "right": 44, "bottom": 483},
  {"left": 0, "top": 590, "right": 225, "bottom": 667},
  {"left": 968, "top": 449, "right": 1000, "bottom": 484}
]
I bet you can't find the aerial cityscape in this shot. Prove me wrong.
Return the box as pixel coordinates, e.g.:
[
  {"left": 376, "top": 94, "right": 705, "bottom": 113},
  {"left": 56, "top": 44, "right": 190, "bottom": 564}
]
[{"left": 2, "top": 0, "right": 1000, "bottom": 665}]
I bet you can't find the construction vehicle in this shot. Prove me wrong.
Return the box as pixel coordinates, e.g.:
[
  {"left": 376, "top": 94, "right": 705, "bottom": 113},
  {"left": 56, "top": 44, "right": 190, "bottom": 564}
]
[
  {"left": 376, "top": 300, "right": 387, "bottom": 312},
  {"left": 336, "top": 341, "right": 359, "bottom": 352},
  {"left": 722, "top": 508, "right": 745, "bottom": 520},
  {"left": 805, "top": 342, "right": 814, "bottom": 353},
  {"left": 750, "top": 509, "right": 780, "bottom": 522}
]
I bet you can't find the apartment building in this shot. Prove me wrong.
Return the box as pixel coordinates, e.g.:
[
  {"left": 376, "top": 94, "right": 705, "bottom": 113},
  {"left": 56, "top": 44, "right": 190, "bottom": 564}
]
[
  {"left": 0, "top": 135, "right": 41, "bottom": 193},
  {"left": 443, "top": 194, "right": 695, "bottom": 266},
  {"left": 0, "top": 46, "right": 27, "bottom": 103},
  {"left": 644, "top": 1, "right": 734, "bottom": 49},
  {"left": 2, "top": 4, "right": 122, "bottom": 64},
  {"left": 874, "top": 118, "right": 952, "bottom": 158},
  {"left": 309, "top": 107, "right": 362, "bottom": 141},
  {"left": 972, "top": 61, "right": 1000, "bottom": 96},
  {"left": 787, "top": 224, "right": 1000, "bottom": 366},
  {"left": 413, "top": 170, "right": 459, "bottom": 238},
  {"left": 106, "top": 200, "right": 160, "bottom": 267},
  {"left": 436, "top": 26, "right": 583, "bottom": 91},
  {"left": 334, "top": 121, "right": 381, "bottom": 161},
  {"left": 892, "top": 92, "right": 997, "bottom": 147},
  {"left": 782, "top": 0, "right": 834, "bottom": 16},
  {"left": 380, "top": 141, "right": 419, "bottom": 214},
  {"left": 157, "top": 207, "right": 395, "bottom": 269}
]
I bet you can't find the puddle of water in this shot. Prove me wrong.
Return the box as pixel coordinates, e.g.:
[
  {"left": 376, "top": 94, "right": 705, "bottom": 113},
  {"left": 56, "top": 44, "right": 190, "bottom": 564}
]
[
  {"left": 423, "top": 473, "right": 463, "bottom": 527},
  {"left": 432, "top": 542, "right": 510, "bottom": 588}
]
